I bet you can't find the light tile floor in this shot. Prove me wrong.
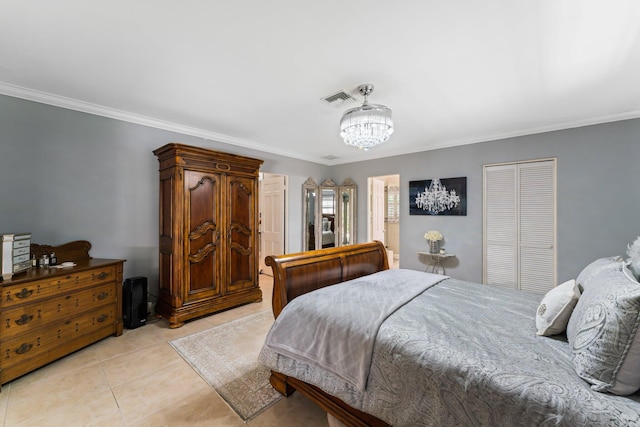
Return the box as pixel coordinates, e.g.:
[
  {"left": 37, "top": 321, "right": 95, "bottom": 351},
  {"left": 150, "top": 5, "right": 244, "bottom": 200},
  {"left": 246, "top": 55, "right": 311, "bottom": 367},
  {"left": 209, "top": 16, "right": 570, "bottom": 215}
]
[
  {"left": 0, "top": 258, "right": 400, "bottom": 427},
  {"left": 0, "top": 274, "right": 329, "bottom": 427}
]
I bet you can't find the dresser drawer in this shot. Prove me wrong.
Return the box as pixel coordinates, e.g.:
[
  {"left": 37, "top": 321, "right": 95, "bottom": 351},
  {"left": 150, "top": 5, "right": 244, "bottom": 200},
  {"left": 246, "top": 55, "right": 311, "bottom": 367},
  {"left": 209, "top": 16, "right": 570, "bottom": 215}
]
[
  {"left": 12, "top": 246, "right": 29, "bottom": 257},
  {"left": 12, "top": 239, "right": 30, "bottom": 249},
  {"left": 1, "top": 305, "right": 117, "bottom": 370},
  {"left": 0, "top": 283, "right": 116, "bottom": 342},
  {"left": 2, "top": 266, "right": 116, "bottom": 309}
]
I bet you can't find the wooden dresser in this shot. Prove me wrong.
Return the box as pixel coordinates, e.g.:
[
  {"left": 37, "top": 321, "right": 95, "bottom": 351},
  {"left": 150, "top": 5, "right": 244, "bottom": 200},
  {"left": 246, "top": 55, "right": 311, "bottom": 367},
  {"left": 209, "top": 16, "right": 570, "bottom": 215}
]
[
  {"left": 0, "top": 255, "right": 124, "bottom": 389},
  {"left": 153, "top": 143, "right": 263, "bottom": 328}
]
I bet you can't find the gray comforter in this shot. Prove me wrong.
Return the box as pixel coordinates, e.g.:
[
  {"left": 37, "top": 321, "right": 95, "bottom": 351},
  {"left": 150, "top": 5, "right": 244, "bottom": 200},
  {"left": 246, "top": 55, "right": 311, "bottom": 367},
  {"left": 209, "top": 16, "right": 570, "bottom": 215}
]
[
  {"left": 259, "top": 272, "right": 640, "bottom": 426},
  {"left": 263, "top": 269, "right": 446, "bottom": 391}
]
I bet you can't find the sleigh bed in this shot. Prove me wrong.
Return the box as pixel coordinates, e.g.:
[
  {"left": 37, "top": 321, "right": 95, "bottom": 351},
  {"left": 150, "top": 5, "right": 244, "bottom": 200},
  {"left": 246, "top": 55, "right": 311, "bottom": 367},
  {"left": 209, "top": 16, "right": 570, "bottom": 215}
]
[{"left": 260, "top": 241, "right": 640, "bottom": 426}]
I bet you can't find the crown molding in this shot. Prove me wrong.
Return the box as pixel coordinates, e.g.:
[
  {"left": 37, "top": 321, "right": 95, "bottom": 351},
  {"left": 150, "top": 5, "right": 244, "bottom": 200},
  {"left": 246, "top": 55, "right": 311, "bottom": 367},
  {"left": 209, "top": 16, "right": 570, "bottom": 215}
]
[
  {"left": 330, "top": 109, "right": 640, "bottom": 165},
  {"left": 0, "top": 81, "right": 329, "bottom": 165},
  {"left": 2, "top": 81, "right": 638, "bottom": 167}
]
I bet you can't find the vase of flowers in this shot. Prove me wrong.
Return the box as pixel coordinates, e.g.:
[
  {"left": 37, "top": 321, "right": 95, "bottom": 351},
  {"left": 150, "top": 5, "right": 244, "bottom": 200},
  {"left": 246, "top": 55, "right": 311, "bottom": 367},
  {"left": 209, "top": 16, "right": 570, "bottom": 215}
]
[{"left": 424, "top": 230, "right": 443, "bottom": 254}]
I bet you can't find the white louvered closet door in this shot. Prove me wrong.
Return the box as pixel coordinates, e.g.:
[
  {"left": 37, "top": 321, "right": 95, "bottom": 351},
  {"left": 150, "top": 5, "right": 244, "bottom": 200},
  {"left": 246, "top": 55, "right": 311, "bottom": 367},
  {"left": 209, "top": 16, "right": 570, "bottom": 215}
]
[
  {"left": 483, "top": 159, "right": 556, "bottom": 294},
  {"left": 484, "top": 165, "right": 518, "bottom": 288}
]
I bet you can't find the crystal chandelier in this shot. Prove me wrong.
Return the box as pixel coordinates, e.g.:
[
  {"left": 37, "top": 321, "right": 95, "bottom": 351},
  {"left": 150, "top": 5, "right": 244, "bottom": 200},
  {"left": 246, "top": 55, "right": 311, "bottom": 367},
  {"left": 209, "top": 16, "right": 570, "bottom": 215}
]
[
  {"left": 340, "top": 84, "right": 393, "bottom": 150},
  {"left": 415, "top": 179, "right": 461, "bottom": 214}
]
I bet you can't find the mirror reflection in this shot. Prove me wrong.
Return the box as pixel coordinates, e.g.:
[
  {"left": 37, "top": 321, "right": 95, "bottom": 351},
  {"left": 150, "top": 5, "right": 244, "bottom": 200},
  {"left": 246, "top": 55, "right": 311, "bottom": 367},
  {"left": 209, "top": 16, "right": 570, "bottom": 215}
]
[
  {"left": 338, "top": 178, "right": 357, "bottom": 246},
  {"left": 303, "top": 178, "right": 318, "bottom": 251},
  {"left": 341, "top": 190, "right": 350, "bottom": 245},
  {"left": 303, "top": 177, "right": 356, "bottom": 250},
  {"left": 320, "top": 179, "right": 337, "bottom": 248}
]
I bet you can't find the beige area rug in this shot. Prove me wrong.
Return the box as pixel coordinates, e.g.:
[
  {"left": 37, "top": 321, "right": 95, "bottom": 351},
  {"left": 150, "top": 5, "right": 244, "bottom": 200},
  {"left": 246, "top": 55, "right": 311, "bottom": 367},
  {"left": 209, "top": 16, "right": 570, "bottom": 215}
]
[{"left": 169, "top": 310, "right": 282, "bottom": 421}]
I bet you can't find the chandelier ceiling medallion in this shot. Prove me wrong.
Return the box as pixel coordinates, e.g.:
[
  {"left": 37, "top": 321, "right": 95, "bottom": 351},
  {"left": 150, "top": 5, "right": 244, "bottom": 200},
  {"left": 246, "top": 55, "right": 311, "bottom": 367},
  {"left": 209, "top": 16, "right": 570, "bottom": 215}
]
[{"left": 340, "top": 84, "right": 393, "bottom": 150}]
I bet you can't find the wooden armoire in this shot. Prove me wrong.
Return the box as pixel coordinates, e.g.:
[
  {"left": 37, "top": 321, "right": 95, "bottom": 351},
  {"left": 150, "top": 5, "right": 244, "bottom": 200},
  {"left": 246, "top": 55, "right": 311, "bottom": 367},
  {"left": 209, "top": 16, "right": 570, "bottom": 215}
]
[{"left": 153, "top": 143, "right": 264, "bottom": 328}]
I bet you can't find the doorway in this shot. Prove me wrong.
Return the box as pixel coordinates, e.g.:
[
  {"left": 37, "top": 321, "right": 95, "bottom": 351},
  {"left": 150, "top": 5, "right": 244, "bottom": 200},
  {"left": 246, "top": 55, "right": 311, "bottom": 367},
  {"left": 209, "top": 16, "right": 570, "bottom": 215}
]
[
  {"left": 259, "top": 172, "right": 288, "bottom": 275},
  {"left": 368, "top": 174, "right": 400, "bottom": 268}
]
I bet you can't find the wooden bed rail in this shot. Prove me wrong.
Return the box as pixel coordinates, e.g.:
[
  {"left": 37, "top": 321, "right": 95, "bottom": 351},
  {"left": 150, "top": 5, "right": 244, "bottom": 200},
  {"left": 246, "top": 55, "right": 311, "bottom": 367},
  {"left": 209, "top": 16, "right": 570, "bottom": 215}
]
[{"left": 265, "top": 240, "right": 389, "bottom": 318}]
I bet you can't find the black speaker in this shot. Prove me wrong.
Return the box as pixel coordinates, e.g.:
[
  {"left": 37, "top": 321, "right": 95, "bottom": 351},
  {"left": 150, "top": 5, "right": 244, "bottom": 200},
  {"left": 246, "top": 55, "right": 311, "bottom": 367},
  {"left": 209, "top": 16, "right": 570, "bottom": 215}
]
[{"left": 123, "top": 276, "right": 147, "bottom": 329}]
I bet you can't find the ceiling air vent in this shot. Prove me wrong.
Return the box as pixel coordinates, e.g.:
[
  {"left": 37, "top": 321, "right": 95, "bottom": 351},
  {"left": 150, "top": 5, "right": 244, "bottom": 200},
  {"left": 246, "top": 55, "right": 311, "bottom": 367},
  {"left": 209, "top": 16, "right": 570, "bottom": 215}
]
[
  {"left": 322, "top": 90, "right": 357, "bottom": 106},
  {"left": 323, "top": 155, "right": 339, "bottom": 160}
]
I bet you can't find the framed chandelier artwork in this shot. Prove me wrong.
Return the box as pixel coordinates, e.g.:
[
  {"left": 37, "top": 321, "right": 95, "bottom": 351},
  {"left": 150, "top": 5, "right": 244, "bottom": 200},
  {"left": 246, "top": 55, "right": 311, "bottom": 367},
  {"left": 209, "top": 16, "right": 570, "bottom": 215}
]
[{"left": 409, "top": 177, "right": 467, "bottom": 216}]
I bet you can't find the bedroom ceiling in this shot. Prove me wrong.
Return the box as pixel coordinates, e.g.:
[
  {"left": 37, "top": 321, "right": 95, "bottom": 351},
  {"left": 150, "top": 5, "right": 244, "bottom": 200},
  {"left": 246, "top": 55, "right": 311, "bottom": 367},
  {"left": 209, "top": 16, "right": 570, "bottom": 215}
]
[{"left": 1, "top": 1, "right": 640, "bottom": 165}]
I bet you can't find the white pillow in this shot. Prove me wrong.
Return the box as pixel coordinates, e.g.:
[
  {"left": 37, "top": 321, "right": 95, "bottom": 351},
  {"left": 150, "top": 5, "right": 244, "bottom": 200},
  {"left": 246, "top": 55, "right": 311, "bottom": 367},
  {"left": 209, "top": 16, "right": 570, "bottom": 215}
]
[{"left": 535, "top": 279, "right": 581, "bottom": 336}]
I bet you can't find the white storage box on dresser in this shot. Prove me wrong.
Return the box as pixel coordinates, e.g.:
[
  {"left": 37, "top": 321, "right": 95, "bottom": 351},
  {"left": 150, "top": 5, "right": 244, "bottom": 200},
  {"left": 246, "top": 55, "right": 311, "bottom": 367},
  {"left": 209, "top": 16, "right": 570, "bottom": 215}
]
[
  {"left": 1, "top": 233, "right": 32, "bottom": 280},
  {"left": 0, "top": 240, "right": 125, "bottom": 390}
]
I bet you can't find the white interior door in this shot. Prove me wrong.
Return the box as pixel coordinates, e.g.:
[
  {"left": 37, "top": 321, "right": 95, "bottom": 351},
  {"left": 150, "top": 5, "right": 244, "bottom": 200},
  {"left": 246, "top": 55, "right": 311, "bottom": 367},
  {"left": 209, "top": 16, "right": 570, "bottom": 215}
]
[
  {"left": 369, "top": 177, "right": 386, "bottom": 244},
  {"left": 260, "top": 174, "right": 286, "bottom": 275}
]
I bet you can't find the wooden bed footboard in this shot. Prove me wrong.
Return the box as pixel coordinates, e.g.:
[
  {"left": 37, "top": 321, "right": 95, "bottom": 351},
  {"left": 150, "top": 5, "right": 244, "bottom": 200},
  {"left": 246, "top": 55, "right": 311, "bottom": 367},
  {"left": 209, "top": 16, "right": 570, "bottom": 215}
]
[{"left": 264, "top": 241, "right": 391, "bottom": 427}]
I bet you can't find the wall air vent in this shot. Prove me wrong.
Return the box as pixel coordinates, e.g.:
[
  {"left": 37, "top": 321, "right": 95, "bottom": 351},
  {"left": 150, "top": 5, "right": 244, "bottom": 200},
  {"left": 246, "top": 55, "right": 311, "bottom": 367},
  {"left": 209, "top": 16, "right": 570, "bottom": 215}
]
[{"left": 321, "top": 91, "right": 356, "bottom": 106}]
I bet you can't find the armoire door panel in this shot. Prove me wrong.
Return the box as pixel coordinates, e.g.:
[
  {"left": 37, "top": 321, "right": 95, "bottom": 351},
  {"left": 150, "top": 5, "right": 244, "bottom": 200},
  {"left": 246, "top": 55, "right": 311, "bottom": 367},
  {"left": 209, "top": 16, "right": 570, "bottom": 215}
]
[
  {"left": 158, "top": 169, "right": 175, "bottom": 303},
  {"left": 188, "top": 245, "right": 217, "bottom": 295},
  {"left": 227, "top": 176, "right": 257, "bottom": 292},
  {"left": 187, "top": 233, "right": 219, "bottom": 295},
  {"left": 229, "top": 236, "right": 252, "bottom": 288},
  {"left": 185, "top": 170, "right": 221, "bottom": 301},
  {"left": 229, "top": 177, "right": 252, "bottom": 226},
  {"left": 159, "top": 172, "right": 174, "bottom": 238},
  {"left": 186, "top": 172, "right": 219, "bottom": 233}
]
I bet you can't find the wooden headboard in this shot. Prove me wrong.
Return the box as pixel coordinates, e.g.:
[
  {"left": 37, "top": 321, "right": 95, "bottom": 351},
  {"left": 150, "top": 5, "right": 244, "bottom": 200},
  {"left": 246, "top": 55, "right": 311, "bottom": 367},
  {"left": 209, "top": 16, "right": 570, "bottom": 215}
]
[{"left": 265, "top": 240, "right": 389, "bottom": 318}]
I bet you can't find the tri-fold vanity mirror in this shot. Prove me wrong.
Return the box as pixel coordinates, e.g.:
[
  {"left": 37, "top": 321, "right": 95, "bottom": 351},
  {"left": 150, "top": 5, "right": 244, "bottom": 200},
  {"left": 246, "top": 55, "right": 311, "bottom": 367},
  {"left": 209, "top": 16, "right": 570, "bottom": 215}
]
[{"left": 303, "top": 178, "right": 357, "bottom": 250}]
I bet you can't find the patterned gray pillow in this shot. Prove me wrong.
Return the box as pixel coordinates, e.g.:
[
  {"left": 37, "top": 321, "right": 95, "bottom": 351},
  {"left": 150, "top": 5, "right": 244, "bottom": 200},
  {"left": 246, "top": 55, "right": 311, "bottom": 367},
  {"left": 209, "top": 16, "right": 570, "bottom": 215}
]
[
  {"left": 575, "top": 256, "right": 623, "bottom": 292},
  {"left": 567, "top": 264, "right": 640, "bottom": 395},
  {"left": 567, "top": 256, "right": 624, "bottom": 340}
]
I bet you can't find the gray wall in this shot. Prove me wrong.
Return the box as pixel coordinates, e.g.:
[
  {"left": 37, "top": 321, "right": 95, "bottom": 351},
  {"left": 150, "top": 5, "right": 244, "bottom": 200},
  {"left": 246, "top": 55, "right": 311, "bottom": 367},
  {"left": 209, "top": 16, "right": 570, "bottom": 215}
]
[
  {"left": 0, "top": 95, "right": 329, "bottom": 302},
  {"left": 2, "top": 94, "right": 639, "bottom": 298},
  {"left": 332, "top": 119, "right": 640, "bottom": 283}
]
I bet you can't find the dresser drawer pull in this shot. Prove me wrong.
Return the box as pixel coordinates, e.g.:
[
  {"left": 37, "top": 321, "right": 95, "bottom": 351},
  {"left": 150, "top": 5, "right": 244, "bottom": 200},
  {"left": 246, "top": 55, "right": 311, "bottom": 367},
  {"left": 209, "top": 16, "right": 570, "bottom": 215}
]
[
  {"left": 98, "top": 272, "right": 108, "bottom": 280},
  {"left": 15, "top": 343, "right": 33, "bottom": 355},
  {"left": 97, "top": 292, "right": 109, "bottom": 300},
  {"left": 16, "top": 288, "right": 33, "bottom": 299},
  {"left": 15, "top": 314, "right": 34, "bottom": 326},
  {"left": 97, "top": 314, "right": 108, "bottom": 323}
]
